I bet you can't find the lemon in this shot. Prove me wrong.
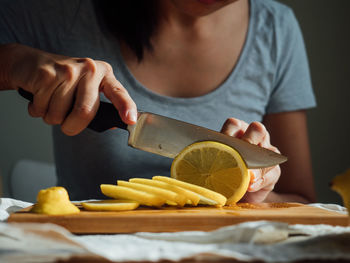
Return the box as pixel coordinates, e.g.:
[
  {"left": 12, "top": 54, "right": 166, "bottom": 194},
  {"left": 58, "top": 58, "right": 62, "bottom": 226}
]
[
  {"left": 117, "top": 180, "right": 187, "bottom": 206},
  {"left": 331, "top": 169, "right": 350, "bottom": 215},
  {"left": 31, "top": 186, "right": 80, "bottom": 215},
  {"left": 153, "top": 176, "right": 226, "bottom": 206},
  {"left": 170, "top": 141, "right": 250, "bottom": 205},
  {"left": 82, "top": 200, "right": 139, "bottom": 211},
  {"left": 130, "top": 178, "right": 200, "bottom": 206},
  {"left": 100, "top": 184, "right": 165, "bottom": 207}
]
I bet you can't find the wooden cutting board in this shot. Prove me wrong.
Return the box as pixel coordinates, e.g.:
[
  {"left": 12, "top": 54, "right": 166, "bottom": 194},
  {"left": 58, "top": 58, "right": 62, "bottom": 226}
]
[{"left": 8, "top": 203, "right": 348, "bottom": 234}]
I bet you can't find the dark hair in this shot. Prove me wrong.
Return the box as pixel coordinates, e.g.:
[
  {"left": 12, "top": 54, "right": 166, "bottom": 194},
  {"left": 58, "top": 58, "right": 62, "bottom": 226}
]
[{"left": 93, "top": 0, "right": 159, "bottom": 61}]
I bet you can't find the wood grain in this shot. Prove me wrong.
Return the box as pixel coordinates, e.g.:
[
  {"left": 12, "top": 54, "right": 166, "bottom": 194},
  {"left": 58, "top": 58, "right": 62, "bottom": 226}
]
[{"left": 8, "top": 203, "right": 348, "bottom": 234}]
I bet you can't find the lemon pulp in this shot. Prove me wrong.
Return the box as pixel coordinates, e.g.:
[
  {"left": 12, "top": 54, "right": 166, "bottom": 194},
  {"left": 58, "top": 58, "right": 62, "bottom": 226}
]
[{"left": 171, "top": 141, "right": 250, "bottom": 205}]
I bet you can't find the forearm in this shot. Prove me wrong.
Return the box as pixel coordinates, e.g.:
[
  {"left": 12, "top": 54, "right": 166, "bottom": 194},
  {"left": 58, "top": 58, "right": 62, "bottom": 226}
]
[
  {"left": 264, "top": 191, "right": 313, "bottom": 204},
  {"left": 0, "top": 43, "right": 17, "bottom": 90}
]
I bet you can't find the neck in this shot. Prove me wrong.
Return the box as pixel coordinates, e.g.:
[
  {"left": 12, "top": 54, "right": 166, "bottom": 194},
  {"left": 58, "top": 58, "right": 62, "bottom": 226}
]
[{"left": 156, "top": 0, "right": 247, "bottom": 42}]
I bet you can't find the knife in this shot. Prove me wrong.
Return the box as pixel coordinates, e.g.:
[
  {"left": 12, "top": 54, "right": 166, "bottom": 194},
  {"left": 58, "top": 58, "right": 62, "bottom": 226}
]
[{"left": 18, "top": 88, "right": 287, "bottom": 168}]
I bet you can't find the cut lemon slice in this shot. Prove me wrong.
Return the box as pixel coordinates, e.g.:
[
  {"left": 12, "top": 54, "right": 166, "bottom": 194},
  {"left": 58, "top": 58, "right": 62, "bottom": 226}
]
[
  {"left": 118, "top": 180, "right": 187, "bottom": 206},
  {"left": 170, "top": 141, "right": 250, "bottom": 205},
  {"left": 130, "top": 178, "right": 200, "bottom": 206},
  {"left": 153, "top": 176, "right": 226, "bottom": 206},
  {"left": 100, "top": 184, "right": 165, "bottom": 207},
  {"left": 82, "top": 200, "right": 139, "bottom": 211}
]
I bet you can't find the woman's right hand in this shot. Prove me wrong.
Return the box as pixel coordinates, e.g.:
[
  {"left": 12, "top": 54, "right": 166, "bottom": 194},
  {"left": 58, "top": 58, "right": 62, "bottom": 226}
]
[{"left": 1, "top": 43, "right": 137, "bottom": 136}]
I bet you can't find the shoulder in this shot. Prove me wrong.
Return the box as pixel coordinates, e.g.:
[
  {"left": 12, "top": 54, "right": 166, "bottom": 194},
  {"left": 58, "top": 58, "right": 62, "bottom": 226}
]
[
  {"left": 250, "top": 0, "right": 305, "bottom": 61},
  {"left": 252, "top": 0, "right": 296, "bottom": 21},
  {"left": 251, "top": 0, "right": 301, "bottom": 38}
]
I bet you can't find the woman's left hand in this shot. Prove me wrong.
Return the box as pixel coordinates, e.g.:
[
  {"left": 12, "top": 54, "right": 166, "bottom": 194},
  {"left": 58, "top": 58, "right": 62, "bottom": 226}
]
[{"left": 220, "top": 117, "right": 281, "bottom": 203}]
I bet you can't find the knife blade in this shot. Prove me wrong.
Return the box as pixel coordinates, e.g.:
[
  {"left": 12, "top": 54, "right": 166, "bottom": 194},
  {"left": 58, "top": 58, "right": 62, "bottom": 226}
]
[{"left": 18, "top": 88, "right": 287, "bottom": 168}]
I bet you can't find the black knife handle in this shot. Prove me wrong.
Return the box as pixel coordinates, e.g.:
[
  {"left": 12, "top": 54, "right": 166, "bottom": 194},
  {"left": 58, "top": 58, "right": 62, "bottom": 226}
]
[{"left": 18, "top": 88, "right": 127, "bottom": 132}]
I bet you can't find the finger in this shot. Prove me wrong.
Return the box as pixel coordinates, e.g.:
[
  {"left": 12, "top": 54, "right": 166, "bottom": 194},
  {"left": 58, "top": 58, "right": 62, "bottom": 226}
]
[
  {"left": 28, "top": 80, "right": 62, "bottom": 118},
  {"left": 43, "top": 80, "right": 76, "bottom": 125},
  {"left": 28, "top": 64, "right": 60, "bottom": 117},
  {"left": 220, "top": 117, "right": 248, "bottom": 138},
  {"left": 101, "top": 72, "right": 137, "bottom": 125},
  {"left": 248, "top": 166, "right": 281, "bottom": 192},
  {"left": 241, "top": 121, "right": 269, "bottom": 147},
  {"left": 61, "top": 65, "right": 101, "bottom": 136},
  {"left": 43, "top": 60, "right": 81, "bottom": 125}
]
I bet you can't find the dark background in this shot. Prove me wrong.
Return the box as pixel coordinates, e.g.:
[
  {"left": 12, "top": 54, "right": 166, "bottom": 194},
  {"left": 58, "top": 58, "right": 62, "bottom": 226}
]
[{"left": 278, "top": 0, "right": 350, "bottom": 204}]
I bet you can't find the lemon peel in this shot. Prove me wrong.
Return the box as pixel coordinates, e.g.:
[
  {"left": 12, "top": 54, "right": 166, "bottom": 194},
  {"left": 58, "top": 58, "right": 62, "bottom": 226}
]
[
  {"left": 82, "top": 200, "right": 139, "bottom": 211},
  {"left": 31, "top": 186, "right": 80, "bottom": 215},
  {"left": 170, "top": 141, "right": 250, "bottom": 205},
  {"left": 117, "top": 180, "right": 187, "bottom": 206},
  {"left": 153, "top": 175, "right": 226, "bottom": 206},
  {"left": 100, "top": 184, "right": 165, "bottom": 207}
]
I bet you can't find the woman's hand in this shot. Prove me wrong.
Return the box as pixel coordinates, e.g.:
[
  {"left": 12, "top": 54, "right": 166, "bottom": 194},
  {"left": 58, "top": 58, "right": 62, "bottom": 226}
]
[
  {"left": 220, "top": 117, "right": 281, "bottom": 203},
  {"left": 2, "top": 43, "right": 137, "bottom": 136}
]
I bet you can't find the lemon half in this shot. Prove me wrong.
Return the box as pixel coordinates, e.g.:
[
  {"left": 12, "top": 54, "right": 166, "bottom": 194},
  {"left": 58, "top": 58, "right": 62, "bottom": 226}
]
[{"left": 171, "top": 141, "right": 250, "bottom": 205}]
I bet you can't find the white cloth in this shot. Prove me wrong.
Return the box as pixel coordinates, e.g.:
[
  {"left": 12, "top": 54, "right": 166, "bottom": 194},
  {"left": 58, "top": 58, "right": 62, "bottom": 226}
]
[
  {"left": 0, "top": 198, "right": 32, "bottom": 221},
  {"left": 0, "top": 198, "right": 349, "bottom": 263}
]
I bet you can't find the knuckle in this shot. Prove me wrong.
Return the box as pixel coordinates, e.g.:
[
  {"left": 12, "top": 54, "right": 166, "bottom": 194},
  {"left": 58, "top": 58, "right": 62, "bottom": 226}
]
[
  {"left": 73, "top": 104, "right": 94, "bottom": 121},
  {"left": 45, "top": 112, "right": 64, "bottom": 125},
  {"left": 100, "top": 61, "right": 113, "bottom": 73},
  {"left": 59, "top": 64, "right": 76, "bottom": 81},
  {"left": 250, "top": 121, "right": 266, "bottom": 133},
  {"left": 225, "top": 117, "right": 241, "bottom": 128},
  {"left": 37, "top": 66, "right": 57, "bottom": 84},
  {"left": 30, "top": 104, "right": 45, "bottom": 117},
  {"left": 228, "top": 117, "right": 240, "bottom": 126},
  {"left": 80, "top": 57, "right": 97, "bottom": 73},
  {"left": 111, "top": 85, "right": 124, "bottom": 94},
  {"left": 108, "top": 86, "right": 127, "bottom": 103}
]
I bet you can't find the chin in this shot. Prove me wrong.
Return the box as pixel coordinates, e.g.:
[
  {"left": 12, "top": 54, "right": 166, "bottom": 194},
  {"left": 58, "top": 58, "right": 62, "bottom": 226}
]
[{"left": 171, "top": 0, "right": 239, "bottom": 17}]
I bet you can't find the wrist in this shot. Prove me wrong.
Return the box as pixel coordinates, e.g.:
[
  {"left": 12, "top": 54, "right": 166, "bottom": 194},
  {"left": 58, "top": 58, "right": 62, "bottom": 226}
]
[{"left": 0, "top": 43, "right": 18, "bottom": 90}]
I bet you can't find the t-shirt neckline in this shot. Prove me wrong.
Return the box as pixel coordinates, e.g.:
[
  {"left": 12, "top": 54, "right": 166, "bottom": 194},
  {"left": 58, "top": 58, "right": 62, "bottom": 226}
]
[{"left": 115, "top": 0, "right": 255, "bottom": 106}]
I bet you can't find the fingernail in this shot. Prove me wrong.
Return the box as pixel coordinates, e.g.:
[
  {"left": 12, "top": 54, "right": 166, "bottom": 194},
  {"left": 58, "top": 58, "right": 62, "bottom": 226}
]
[{"left": 126, "top": 109, "right": 137, "bottom": 123}]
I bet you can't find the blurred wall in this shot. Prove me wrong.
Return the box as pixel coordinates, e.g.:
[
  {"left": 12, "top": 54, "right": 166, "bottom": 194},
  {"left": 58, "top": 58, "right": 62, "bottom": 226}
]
[
  {"left": 0, "top": 91, "right": 54, "bottom": 197},
  {"left": 0, "top": 0, "right": 349, "bottom": 203},
  {"left": 278, "top": 0, "right": 350, "bottom": 204}
]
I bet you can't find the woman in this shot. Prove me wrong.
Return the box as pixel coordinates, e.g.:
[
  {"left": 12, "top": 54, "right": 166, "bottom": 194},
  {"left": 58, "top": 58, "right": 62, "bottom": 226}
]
[{"left": 0, "top": 0, "right": 316, "bottom": 202}]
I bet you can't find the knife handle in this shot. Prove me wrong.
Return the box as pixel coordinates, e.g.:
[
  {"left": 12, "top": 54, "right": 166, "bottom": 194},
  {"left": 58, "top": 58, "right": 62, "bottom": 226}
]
[{"left": 17, "top": 88, "right": 128, "bottom": 132}]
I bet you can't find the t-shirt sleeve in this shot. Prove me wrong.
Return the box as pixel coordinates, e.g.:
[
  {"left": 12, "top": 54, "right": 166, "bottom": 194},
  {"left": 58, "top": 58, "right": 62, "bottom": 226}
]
[
  {"left": 0, "top": 0, "right": 84, "bottom": 51},
  {"left": 266, "top": 8, "right": 316, "bottom": 114},
  {"left": 0, "top": 0, "right": 43, "bottom": 46},
  {"left": 0, "top": 0, "right": 23, "bottom": 44}
]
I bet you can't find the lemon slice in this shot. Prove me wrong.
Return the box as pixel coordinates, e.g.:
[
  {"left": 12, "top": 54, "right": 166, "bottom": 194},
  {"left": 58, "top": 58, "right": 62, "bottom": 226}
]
[
  {"left": 331, "top": 169, "right": 350, "bottom": 214},
  {"left": 153, "top": 176, "right": 226, "bottom": 206},
  {"left": 82, "top": 200, "right": 139, "bottom": 211},
  {"left": 170, "top": 141, "right": 250, "bottom": 205},
  {"left": 118, "top": 180, "right": 187, "bottom": 206},
  {"left": 100, "top": 184, "right": 165, "bottom": 207},
  {"left": 130, "top": 178, "right": 200, "bottom": 206}
]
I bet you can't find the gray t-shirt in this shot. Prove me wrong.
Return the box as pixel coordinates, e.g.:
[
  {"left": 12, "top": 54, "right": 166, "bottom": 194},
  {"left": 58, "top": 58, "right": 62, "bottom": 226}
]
[{"left": 0, "top": 0, "right": 316, "bottom": 199}]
